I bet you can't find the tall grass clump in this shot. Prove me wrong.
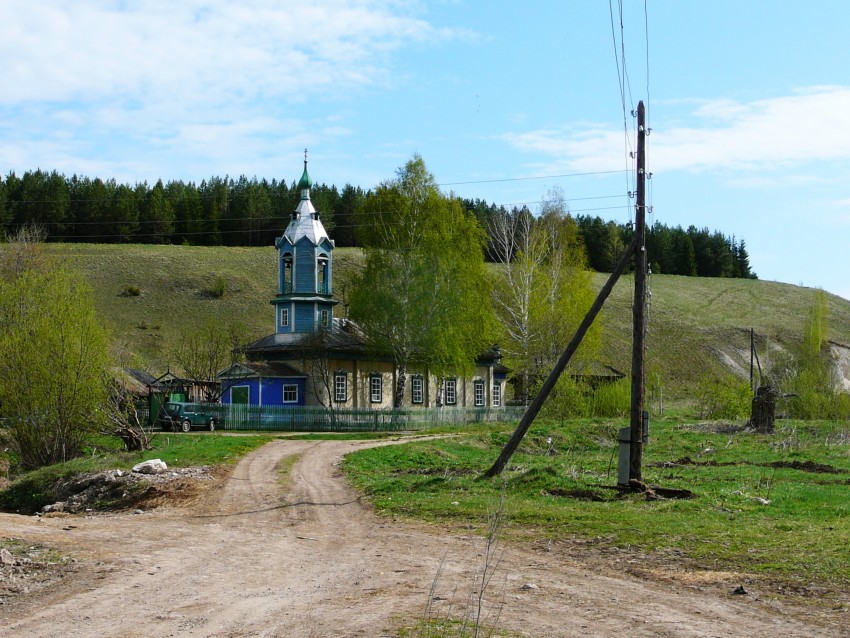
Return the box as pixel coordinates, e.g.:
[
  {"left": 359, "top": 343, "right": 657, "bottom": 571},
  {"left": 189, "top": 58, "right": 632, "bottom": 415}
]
[
  {"left": 541, "top": 375, "right": 630, "bottom": 419},
  {"left": 589, "top": 377, "right": 630, "bottom": 417},
  {"left": 541, "top": 376, "right": 588, "bottom": 420},
  {"left": 207, "top": 274, "right": 227, "bottom": 298}
]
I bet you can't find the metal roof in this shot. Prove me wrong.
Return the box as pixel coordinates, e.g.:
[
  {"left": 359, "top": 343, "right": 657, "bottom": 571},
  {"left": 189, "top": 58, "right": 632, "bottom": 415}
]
[{"left": 281, "top": 197, "right": 332, "bottom": 246}]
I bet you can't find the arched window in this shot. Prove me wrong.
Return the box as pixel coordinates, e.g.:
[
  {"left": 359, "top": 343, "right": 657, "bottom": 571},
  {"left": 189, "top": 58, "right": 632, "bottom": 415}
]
[
  {"left": 282, "top": 253, "right": 293, "bottom": 293},
  {"left": 370, "top": 373, "right": 383, "bottom": 403},
  {"left": 473, "top": 380, "right": 485, "bottom": 407},
  {"left": 334, "top": 370, "right": 348, "bottom": 402},
  {"left": 317, "top": 255, "right": 329, "bottom": 294},
  {"left": 412, "top": 374, "right": 424, "bottom": 404}
]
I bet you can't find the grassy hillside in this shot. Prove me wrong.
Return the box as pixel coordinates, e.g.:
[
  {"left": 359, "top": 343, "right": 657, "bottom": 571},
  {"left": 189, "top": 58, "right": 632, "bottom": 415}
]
[
  {"left": 594, "top": 272, "right": 850, "bottom": 398},
  {"left": 41, "top": 243, "right": 850, "bottom": 402},
  {"left": 44, "top": 243, "right": 365, "bottom": 372}
]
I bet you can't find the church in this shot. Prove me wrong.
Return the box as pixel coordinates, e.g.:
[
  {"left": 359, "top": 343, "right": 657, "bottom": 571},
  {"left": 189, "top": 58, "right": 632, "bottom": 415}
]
[{"left": 218, "top": 157, "right": 507, "bottom": 410}]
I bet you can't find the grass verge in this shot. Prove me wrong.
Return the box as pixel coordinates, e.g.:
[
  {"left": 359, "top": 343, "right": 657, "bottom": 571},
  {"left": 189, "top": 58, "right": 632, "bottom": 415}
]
[{"left": 343, "top": 416, "right": 850, "bottom": 594}]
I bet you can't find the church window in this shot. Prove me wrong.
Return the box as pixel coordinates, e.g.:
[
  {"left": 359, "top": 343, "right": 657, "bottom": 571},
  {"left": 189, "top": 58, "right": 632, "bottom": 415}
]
[
  {"left": 412, "top": 375, "right": 424, "bottom": 404},
  {"left": 280, "top": 307, "right": 289, "bottom": 328},
  {"left": 283, "top": 384, "right": 298, "bottom": 403},
  {"left": 370, "top": 373, "right": 383, "bottom": 403},
  {"left": 334, "top": 371, "right": 348, "bottom": 402},
  {"left": 492, "top": 382, "right": 502, "bottom": 407},
  {"left": 445, "top": 379, "right": 457, "bottom": 405},
  {"left": 474, "top": 380, "right": 485, "bottom": 407}
]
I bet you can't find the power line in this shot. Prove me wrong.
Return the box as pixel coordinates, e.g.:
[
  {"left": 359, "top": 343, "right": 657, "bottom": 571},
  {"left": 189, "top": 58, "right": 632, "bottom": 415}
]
[
  {"left": 44, "top": 204, "right": 633, "bottom": 241},
  {"left": 608, "top": 0, "right": 636, "bottom": 226},
  {"left": 4, "top": 191, "right": 628, "bottom": 232},
  {"left": 438, "top": 168, "right": 629, "bottom": 188}
]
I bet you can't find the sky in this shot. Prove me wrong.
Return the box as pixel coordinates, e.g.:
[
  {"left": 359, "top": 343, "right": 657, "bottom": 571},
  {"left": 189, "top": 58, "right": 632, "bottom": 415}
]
[{"left": 2, "top": 1, "right": 850, "bottom": 300}]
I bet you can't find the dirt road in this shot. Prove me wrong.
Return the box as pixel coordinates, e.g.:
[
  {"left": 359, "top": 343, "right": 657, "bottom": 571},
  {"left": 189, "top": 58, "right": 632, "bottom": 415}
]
[{"left": 1, "top": 438, "right": 846, "bottom": 637}]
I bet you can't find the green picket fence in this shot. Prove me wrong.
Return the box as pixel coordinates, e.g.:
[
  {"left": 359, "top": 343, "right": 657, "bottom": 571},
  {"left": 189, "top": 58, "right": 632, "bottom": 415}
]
[{"left": 204, "top": 404, "right": 525, "bottom": 432}]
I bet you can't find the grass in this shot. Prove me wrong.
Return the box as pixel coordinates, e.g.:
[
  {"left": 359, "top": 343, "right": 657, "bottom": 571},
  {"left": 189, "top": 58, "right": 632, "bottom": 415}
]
[
  {"left": 343, "top": 416, "right": 850, "bottom": 591},
  {"left": 27, "top": 243, "right": 850, "bottom": 402},
  {"left": 276, "top": 453, "right": 300, "bottom": 486},
  {"left": 0, "top": 433, "right": 272, "bottom": 513},
  {"left": 41, "top": 243, "right": 365, "bottom": 370}
]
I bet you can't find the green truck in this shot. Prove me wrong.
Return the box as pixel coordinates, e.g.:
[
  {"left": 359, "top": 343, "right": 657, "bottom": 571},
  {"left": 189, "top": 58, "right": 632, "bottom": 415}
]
[{"left": 157, "top": 402, "right": 218, "bottom": 432}]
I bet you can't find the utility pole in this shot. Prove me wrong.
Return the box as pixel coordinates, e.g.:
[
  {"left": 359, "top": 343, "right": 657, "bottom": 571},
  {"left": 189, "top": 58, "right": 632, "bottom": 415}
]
[
  {"left": 629, "top": 100, "right": 647, "bottom": 482},
  {"left": 750, "top": 328, "right": 755, "bottom": 391},
  {"left": 484, "top": 238, "right": 637, "bottom": 478}
]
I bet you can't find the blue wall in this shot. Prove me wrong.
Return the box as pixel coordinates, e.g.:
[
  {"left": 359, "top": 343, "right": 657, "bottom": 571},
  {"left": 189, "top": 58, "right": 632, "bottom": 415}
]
[
  {"left": 295, "top": 304, "right": 314, "bottom": 332},
  {"left": 295, "top": 239, "right": 315, "bottom": 293},
  {"left": 221, "top": 378, "right": 306, "bottom": 406}
]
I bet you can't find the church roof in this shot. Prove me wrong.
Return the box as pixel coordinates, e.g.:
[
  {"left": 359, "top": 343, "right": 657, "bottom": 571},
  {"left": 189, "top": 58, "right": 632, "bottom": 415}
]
[
  {"left": 280, "top": 153, "right": 332, "bottom": 247},
  {"left": 283, "top": 198, "right": 331, "bottom": 246},
  {"left": 296, "top": 160, "right": 312, "bottom": 193},
  {"left": 218, "top": 361, "right": 307, "bottom": 379},
  {"left": 243, "top": 319, "right": 370, "bottom": 358}
]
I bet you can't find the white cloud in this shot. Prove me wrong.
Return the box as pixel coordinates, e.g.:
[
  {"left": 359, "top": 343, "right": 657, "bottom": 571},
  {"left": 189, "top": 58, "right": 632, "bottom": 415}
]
[
  {"left": 0, "top": 0, "right": 467, "bottom": 181},
  {"left": 0, "top": 1, "right": 454, "bottom": 106},
  {"left": 503, "top": 87, "right": 850, "bottom": 175}
]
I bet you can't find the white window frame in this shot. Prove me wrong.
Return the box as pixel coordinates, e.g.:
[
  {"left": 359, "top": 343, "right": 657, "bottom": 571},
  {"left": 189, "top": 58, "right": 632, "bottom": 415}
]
[
  {"left": 317, "top": 255, "right": 329, "bottom": 294},
  {"left": 474, "top": 380, "right": 485, "bottom": 407},
  {"left": 370, "top": 373, "right": 383, "bottom": 403},
  {"left": 334, "top": 371, "right": 348, "bottom": 403},
  {"left": 445, "top": 379, "right": 457, "bottom": 405},
  {"left": 320, "top": 309, "right": 330, "bottom": 328},
  {"left": 280, "top": 307, "right": 289, "bottom": 328},
  {"left": 492, "top": 381, "right": 502, "bottom": 407},
  {"left": 412, "top": 375, "right": 424, "bottom": 404},
  {"left": 283, "top": 384, "right": 298, "bottom": 404}
]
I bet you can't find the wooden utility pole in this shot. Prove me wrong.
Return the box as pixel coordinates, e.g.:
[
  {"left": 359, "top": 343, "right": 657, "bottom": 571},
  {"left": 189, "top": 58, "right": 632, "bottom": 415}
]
[
  {"left": 484, "top": 237, "right": 637, "bottom": 478},
  {"left": 629, "top": 100, "right": 647, "bottom": 482}
]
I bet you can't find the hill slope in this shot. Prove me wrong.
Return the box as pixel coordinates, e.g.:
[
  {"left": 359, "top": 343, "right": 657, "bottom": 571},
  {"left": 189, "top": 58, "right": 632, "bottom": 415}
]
[
  {"left": 43, "top": 243, "right": 850, "bottom": 401},
  {"left": 593, "top": 271, "right": 850, "bottom": 398}
]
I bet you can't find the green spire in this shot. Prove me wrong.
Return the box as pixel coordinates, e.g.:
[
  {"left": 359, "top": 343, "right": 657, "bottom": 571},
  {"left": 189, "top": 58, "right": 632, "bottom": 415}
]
[{"left": 297, "top": 148, "right": 312, "bottom": 197}]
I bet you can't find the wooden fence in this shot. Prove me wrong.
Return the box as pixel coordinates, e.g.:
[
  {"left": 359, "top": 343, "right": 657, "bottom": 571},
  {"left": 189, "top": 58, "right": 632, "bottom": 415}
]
[{"left": 144, "top": 404, "right": 524, "bottom": 432}]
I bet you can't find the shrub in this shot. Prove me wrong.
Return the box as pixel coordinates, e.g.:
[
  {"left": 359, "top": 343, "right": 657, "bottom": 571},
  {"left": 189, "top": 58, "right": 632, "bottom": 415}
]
[
  {"left": 0, "top": 267, "right": 110, "bottom": 470},
  {"left": 785, "top": 366, "right": 850, "bottom": 420},
  {"left": 590, "top": 377, "right": 631, "bottom": 417},
  {"left": 207, "top": 275, "right": 227, "bottom": 299},
  {"left": 122, "top": 285, "right": 141, "bottom": 297},
  {"left": 695, "top": 373, "right": 752, "bottom": 420},
  {"left": 541, "top": 375, "right": 590, "bottom": 420}
]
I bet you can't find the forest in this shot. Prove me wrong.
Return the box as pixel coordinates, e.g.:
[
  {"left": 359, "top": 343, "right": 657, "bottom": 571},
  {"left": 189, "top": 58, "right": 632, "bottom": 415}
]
[{"left": 0, "top": 169, "right": 754, "bottom": 278}]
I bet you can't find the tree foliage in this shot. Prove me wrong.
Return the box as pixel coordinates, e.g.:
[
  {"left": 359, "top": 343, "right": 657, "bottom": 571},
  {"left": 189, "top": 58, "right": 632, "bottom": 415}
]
[
  {"left": 774, "top": 290, "right": 850, "bottom": 419},
  {"left": 171, "top": 320, "right": 244, "bottom": 403},
  {"left": 489, "top": 189, "right": 599, "bottom": 402},
  {"left": 349, "top": 155, "right": 497, "bottom": 407},
  {"left": 0, "top": 245, "right": 110, "bottom": 469}
]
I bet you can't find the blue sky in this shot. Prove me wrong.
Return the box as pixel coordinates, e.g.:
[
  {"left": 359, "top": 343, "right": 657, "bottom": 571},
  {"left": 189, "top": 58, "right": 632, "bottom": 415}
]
[{"left": 2, "top": 1, "right": 850, "bottom": 300}]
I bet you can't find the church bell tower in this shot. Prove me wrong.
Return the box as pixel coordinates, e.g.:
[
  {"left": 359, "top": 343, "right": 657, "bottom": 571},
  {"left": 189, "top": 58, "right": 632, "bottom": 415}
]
[{"left": 272, "top": 152, "right": 337, "bottom": 334}]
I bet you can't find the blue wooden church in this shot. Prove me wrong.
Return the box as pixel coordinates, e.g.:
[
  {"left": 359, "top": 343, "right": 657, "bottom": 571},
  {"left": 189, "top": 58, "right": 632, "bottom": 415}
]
[{"left": 219, "top": 156, "right": 507, "bottom": 409}]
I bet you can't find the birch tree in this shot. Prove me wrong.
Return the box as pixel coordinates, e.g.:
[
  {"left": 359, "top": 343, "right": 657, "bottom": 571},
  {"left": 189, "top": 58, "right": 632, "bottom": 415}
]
[
  {"left": 349, "top": 155, "right": 497, "bottom": 407},
  {"left": 489, "top": 189, "right": 598, "bottom": 402}
]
